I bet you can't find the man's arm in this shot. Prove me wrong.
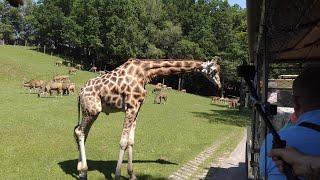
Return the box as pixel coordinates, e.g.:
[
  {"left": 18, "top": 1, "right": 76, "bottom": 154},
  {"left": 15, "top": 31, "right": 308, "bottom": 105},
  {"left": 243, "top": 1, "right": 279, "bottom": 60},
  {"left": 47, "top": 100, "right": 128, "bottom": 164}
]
[
  {"left": 259, "top": 134, "right": 287, "bottom": 180},
  {"left": 268, "top": 147, "right": 320, "bottom": 177}
]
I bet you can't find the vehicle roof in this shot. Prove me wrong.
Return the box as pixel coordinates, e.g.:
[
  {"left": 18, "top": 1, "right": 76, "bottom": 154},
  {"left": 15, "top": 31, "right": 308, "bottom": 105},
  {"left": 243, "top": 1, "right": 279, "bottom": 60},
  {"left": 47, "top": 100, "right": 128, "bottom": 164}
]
[{"left": 247, "top": 0, "right": 320, "bottom": 64}]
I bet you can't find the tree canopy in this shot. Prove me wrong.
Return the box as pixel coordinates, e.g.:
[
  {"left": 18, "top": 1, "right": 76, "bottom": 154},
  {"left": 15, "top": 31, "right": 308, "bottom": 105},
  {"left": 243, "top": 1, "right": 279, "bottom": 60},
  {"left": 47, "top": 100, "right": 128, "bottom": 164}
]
[{"left": 0, "top": 0, "right": 247, "bottom": 96}]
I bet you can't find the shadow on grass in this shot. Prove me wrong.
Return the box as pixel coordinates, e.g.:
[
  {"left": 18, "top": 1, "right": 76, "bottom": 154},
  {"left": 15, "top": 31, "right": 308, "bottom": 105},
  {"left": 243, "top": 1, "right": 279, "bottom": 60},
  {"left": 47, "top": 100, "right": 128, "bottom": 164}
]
[
  {"left": 191, "top": 108, "right": 251, "bottom": 127},
  {"left": 20, "top": 92, "right": 39, "bottom": 94},
  {"left": 38, "top": 96, "right": 58, "bottom": 98},
  {"left": 210, "top": 103, "right": 229, "bottom": 108},
  {"left": 58, "top": 159, "right": 176, "bottom": 180}
]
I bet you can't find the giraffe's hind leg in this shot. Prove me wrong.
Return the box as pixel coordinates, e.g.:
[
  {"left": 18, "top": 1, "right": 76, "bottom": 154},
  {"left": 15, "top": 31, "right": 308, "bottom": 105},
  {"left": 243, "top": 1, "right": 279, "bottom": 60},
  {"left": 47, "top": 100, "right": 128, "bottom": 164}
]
[
  {"left": 74, "top": 114, "right": 98, "bottom": 180},
  {"left": 115, "top": 106, "right": 141, "bottom": 180}
]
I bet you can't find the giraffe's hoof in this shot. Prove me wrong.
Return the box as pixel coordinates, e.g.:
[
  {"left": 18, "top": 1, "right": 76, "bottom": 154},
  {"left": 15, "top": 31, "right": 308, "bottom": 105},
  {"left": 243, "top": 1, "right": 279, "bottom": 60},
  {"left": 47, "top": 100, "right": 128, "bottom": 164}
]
[
  {"left": 115, "top": 172, "right": 120, "bottom": 180},
  {"left": 129, "top": 174, "right": 137, "bottom": 180},
  {"left": 79, "top": 171, "right": 87, "bottom": 180}
]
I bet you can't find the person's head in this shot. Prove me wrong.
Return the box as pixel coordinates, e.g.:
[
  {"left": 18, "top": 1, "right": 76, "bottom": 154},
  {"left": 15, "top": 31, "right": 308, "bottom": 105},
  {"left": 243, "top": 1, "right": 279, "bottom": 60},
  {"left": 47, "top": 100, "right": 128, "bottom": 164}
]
[{"left": 292, "top": 68, "right": 320, "bottom": 117}]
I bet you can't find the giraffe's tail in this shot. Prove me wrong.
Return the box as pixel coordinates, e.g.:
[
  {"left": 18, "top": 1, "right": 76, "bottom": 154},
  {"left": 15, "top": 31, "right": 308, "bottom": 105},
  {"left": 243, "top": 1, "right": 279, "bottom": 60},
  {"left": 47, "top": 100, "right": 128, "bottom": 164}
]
[{"left": 77, "top": 95, "right": 81, "bottom": 125}]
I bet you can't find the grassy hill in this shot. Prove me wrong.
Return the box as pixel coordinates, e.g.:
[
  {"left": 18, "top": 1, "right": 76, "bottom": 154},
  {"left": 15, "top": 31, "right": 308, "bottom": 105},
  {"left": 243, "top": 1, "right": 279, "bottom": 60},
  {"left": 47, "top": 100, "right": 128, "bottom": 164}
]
[{"left": 0, "top": 45, "right": 250, "bottom": 179}]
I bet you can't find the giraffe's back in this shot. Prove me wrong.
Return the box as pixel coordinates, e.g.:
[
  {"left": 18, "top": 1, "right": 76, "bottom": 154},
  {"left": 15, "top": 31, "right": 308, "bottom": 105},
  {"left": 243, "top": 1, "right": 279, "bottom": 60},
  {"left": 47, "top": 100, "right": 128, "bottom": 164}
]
[{"left": 79, "top": 66, "right": 146, "bottom": 116}]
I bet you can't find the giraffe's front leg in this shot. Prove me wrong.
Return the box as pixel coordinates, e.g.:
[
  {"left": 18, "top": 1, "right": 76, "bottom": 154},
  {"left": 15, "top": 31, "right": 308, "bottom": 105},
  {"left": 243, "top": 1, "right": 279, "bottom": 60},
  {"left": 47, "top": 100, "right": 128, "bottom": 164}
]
[
  {"left": 115, "top": 107, "right": 140, "bottom": 180},
  {"left": 115, "top": 136, "right": 128, "bottom": 180},
  {"left": 127, "top": 121, "right": 137, "bottom": 180},
  {"left": 74, "top": 125, "right": 88, "bottom": 180}
]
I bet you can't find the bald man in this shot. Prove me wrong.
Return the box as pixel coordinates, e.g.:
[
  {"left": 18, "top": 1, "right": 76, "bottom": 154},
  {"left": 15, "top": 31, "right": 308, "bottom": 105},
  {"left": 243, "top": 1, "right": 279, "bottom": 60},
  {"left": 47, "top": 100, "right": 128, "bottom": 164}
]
[{"left": 259, "top": 68, "right": 320, "bottom": 180}]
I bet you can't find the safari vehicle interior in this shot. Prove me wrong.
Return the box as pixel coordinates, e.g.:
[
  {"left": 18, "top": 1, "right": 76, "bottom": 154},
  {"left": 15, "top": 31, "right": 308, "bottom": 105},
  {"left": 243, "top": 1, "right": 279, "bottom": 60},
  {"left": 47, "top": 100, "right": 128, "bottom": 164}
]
[{"left": 246, "top": 0, "right": 320, "bottom": 179}]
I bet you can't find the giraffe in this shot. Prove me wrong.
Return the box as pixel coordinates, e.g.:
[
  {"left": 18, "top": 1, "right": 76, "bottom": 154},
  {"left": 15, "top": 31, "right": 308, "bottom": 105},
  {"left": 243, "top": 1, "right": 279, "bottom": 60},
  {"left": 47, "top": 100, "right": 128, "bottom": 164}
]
[{"left": 74, "top": 58, "right": 221, "bottom": 180}]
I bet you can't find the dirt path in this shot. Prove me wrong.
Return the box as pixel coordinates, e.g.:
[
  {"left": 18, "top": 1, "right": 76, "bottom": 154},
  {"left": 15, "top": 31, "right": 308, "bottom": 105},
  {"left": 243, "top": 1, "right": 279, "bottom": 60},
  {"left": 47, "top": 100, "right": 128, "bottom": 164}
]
[
  {"left": 203, "top": 130, "right": 247, "bottom": 180},
  {"left": 168, "top": 130, "right": 247, "bottom": 180},
  {"left": 168, "top": 136, "right": 232, "bottom": 179}
]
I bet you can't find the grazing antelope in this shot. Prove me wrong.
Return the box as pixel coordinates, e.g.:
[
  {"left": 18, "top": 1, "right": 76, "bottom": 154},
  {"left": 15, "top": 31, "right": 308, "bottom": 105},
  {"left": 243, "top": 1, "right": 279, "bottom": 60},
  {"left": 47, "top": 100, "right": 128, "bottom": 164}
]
[
  {"left": 69, "top": 68, "right": 78, "bottom": 75},
  {"left": 89, "top": 66, "right": 97, "bottom": 73},
  {"left": 75, "top": 64, "right": 84, "bottom": 70}
]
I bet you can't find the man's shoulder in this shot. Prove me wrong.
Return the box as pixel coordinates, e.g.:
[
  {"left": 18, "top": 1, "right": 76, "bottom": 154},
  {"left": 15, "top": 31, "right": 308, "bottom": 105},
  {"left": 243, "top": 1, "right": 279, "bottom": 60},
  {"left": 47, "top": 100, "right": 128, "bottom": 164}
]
[
  {"left": 277, "top": 125, "right": 320, "bottom": 150},
  {"left": 279, "top": 122, "right": 320, "bottom": 135},
  {"left": 278, "top": 125, "right": 311, "bottom": 139}
]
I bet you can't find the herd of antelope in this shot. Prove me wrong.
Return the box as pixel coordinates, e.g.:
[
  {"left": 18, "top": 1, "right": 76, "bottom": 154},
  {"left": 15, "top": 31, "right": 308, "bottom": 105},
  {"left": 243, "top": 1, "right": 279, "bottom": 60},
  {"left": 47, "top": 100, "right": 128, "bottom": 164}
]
[
  {"left": 211, "top": 96, "right": 239, "bottom": 109},
  {"left": 55, "top": 60, "right": 107, "bottom": 76},
  {"left": 152, "top": 83, "right": 240, "bottom": 109},
  {"left": 22, "top": 60, "right": 106, "bottom": 97},
  {"left": 23, "top": 75, "right": 75, "bottom": 97}
]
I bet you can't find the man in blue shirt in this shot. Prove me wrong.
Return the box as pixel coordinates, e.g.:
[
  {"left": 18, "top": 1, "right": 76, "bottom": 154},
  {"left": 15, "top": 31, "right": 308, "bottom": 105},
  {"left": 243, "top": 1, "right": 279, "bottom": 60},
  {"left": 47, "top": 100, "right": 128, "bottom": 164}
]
[{"left": 259, "top": 68, "right": 320, "bottom": 179}]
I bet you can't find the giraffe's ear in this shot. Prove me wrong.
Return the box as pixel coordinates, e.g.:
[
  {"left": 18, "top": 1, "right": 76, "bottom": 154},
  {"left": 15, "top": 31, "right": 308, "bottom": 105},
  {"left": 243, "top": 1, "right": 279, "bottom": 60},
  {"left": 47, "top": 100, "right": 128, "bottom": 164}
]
[
  {"left": 211, "top": 59, "right": 217, "bottom": 64},
  {"left": 211, "top": 56, "right": 221, "bottom": 64}
]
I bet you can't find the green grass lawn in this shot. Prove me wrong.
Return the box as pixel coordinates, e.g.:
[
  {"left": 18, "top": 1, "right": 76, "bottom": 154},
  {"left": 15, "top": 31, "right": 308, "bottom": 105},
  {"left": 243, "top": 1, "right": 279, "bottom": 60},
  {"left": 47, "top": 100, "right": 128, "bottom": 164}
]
[{"left": 0, "top": 45, "right": 251, "bottom": 179}]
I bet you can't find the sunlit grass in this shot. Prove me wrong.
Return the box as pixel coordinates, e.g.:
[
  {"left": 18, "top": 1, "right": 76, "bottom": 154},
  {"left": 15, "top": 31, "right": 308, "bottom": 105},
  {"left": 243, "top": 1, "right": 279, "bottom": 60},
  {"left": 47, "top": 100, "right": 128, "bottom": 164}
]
[{"left": 0, "top": 45, "right": 250, "bottom": 179}]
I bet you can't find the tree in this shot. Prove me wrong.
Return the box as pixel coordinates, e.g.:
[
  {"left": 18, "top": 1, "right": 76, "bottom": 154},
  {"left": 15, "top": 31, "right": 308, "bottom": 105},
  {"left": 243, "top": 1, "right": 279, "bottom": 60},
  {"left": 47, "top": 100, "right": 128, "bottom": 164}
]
[
  {"left": 144, "top": 44, "right": 165, "bottom": 58},
  {"left": 153, "top": 21, "right": 182, "bottom": 58},
  {"left": 0, "top": 0, "right": 249, "bottom": 96},
  {"left": 171, "top": 39, "right": 204, "bottom": 59}
]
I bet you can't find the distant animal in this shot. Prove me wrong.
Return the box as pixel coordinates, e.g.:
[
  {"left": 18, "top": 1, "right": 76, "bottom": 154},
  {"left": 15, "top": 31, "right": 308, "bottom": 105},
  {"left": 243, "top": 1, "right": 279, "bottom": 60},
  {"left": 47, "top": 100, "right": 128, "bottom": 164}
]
[
  {"left": 62, "top": 82, "right": 71, "bottom": 95},
  {"left": 68, "top": 83, "right": 76, "bottom": 93},
  {"left": 152, "top": 83, "right": 162, "bottom": 93},
  {"left": 223, "top": 97, "right": 229, "bottom": 104},
  {"left": 181, "top": 89, "right": 187, "bottom": 93},
  {"left": 89, "top": 66, "right": 97, "bottom": 73},
  {"left": 69, "top": 68, "right": 78, "bottom": 75},
  {"left": 23, "top": 79, "right": 45, "bottom": 93},
  {"left": 167, "top": 87, "right": 172, "bottom": 90},
  {"left": 41, "top": 81, "right": 63, "bottom": 97},
  {"left": 154, "top": 91, "right": 168, "bottom": 104},
  {"left": 211, "top": 96, "right": 220, "bottom": 104},
  {"left": 53, "top": 75, "right": 69, "bottom": 82},
  {"left": 62, "top": 82, "right": 76, "bottom": 95},
  {"left": 218, "top": 97, "right": 229, "bottom": 104},
  {"left": 228, "top": 99, "right": 239, "bottom": 109},
  {"left": 55, "top": 60, "right": 63, "bottom": 67},
  {"left": 162, "top": 85, "right": 167, "bottom": 90},
  {"left": 97, "top": 71, "right": 106, "bottom": 76},
  {"left": 75, "top": 64, "right": 83, "bottom": 70}
]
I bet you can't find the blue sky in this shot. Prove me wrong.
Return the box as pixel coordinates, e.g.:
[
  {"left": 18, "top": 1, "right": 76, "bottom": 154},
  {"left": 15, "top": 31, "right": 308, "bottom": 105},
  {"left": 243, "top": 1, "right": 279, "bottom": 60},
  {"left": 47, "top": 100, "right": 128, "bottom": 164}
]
[{"left": 228, "top": 0, "right": 246, "bottom": 8}]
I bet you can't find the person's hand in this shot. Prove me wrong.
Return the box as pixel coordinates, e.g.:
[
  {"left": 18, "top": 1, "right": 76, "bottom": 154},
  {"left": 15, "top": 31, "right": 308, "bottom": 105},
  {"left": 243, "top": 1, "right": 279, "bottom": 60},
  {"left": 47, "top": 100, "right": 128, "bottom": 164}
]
[{"left": 268, "top": 147, "right": 309, "bottom": 176}]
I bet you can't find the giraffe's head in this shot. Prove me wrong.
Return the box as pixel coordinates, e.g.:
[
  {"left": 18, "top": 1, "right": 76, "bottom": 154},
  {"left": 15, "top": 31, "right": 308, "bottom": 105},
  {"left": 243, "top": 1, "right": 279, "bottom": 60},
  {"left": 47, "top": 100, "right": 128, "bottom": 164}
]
[{"left": 201, "top": 56, "right": 221, "bottom": 89}]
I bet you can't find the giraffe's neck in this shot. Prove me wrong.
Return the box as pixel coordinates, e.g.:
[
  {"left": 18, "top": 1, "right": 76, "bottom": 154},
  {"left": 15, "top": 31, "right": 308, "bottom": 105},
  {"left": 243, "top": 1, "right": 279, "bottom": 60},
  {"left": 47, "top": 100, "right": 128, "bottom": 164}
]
[{"left": 141, "top": 59, "right": 203, "bottom": 82}]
